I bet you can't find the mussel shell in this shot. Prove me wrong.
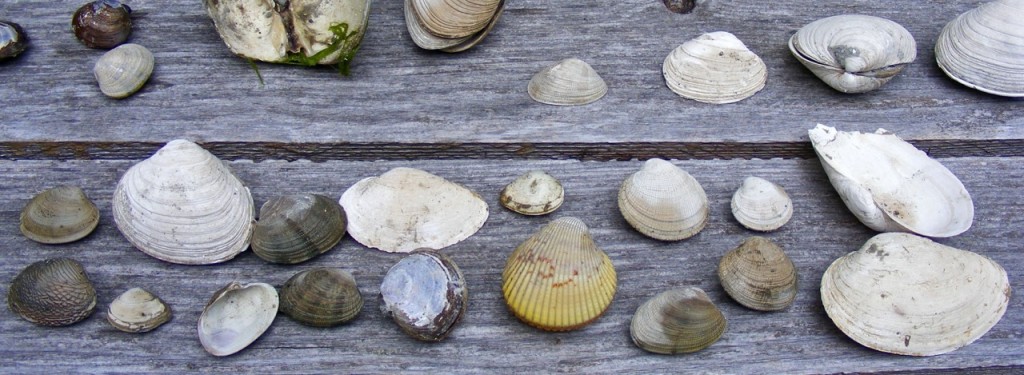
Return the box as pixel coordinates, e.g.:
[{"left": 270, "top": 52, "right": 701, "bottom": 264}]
[
  {"left": 20, "top": 185, "right": 100, "bottom": 244},
  {"left": 527, "top": 58, "right": 608, "bottom": 106},
  {"left": 93, "top": 43, "right": 153, "bottom": 99},
  {"left": 252, "top": 194, "right": 346, "bottom": 264},
  {"left": 663, "top": 31, "right": 767, "bottom": 104},
  {"left": 198, "top": 282, "right": 279, "bottom": 356},
  {"left": 935, "top": 0, "right": 1024, "bottom": 97},
  {"left": 280, "top": 268, "right": 362, "bottom": 327},
  {"left": 0, "top": 20, "right": 28, "bottom": 60},
  {"left": 730, "top": 177, "right": 793, "bottom": 232},
  {"left": 630, "top": 287, "right": 727, "bottom": 354},
  {"left": 8, "top": 258, "right": 97, "bottom": 327},
  {"left": 72, "top": 0, "right": 133, "bottom": 49},
  {"left": 717, "top": 236, "right": 797, "bottom": 311},
  {"left": 499, "top": 170, "right": 564, "bottom": 215},
  {"left": 106, "top": 287, "right": 171, "bottom": 333},
  {"left": 380, "top": 251, "right": 467, "bottom": 341},
  {"left": 618, "top": 158, "right": 709, "bottom": 241}
]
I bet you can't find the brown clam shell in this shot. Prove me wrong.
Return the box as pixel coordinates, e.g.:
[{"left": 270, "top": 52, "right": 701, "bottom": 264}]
[
  {"left": 20, "top": 185, "right": 100, "bottom": 244},
  {"left": 8, "top": 258, "right": 97, "bottom": 326},
  {"left": 280, "top": 268, "right": 363, "bottom": 327},
  {"left": 630, "top": 287, "right": 727, "bottom": 354},
  {"left": 717, "top": 236, "right": 798, "bottom": 311},
  {"left": 252, "top": 194, "right": 347, "bottom": 264},
  {"left": 72, "top": 0, "right": 132, "bottom": 49}
]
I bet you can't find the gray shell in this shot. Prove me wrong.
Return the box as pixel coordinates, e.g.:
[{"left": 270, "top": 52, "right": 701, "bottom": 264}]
[
  {"left": 8, "top": 258, "right": 97, "bottom": 327},
  {"left": 380, "top": 251, "right": 467, "bottom": 341},
  {"left": 252, "top": 194, "right": 346, "bottom": 264}
]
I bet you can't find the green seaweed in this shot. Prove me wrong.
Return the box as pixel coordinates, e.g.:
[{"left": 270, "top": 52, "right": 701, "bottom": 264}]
[
  {"left": 246, "top": 58, "right": 265, "bottom": 87},
  {"left": 281, "top": 22, "right": 363, "bottom": 76}
]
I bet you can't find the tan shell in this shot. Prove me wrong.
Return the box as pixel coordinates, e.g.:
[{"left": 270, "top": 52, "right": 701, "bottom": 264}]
[
  {"left": 718, "top": 237, "right": 797, "bottom": 311},
  {"left": 198, "top": 282, "right": 279, "bottom": 357},
  {"left": 339, "top": 167, "right": 488, "bottom": 253},
  {"left": 630, "top": 287, "right": 727, "bottom": 354},
  {"left": 106, "top": 287, "right": 171, "bottom": 333},
  {"left": 94, "top": 43, "right": 153, "bottom": 99},
  {"left": 112, "top": 139, "right": 255, "bottom": 265},
  {"left": 618, "top": 158, "right": 709, "bottom": 241},
  {"left": 8, "top": 258, "right": 97, "bottom": 327},
  {"left": 663, "top": 31, "right": 767, "bottom": 104},
  {"left": 730, "top": 177, "right": 793, "bottom": 232},
  {"left": 280, "top": 268, "right": 362, "bottom": 327},
  {"left": 252, "top": 194, "right": 347, "bottom": 264},
  {"left": 499, "top": 170, "right": 564, "bottom": 215},
  {"left": 20, "top": 185, "right": 100, "bottom": 244},
  {"left": 501, "top": 217, "right": 617, "bottom": 331},
  {"left": 404, "top": 0, "right": 504, "bottom": 52},
  {"left": 380, "top": 251, "right": 467, "bottom": 341},
  {"left": 821, "top": 233, "right": 1010, "bottom": 356},
  {"left": 527, "top": 58, "right": 608, "bottom": 106},
  {"left": 935, "top": 0, "right": 1024, "bottom": 97}
]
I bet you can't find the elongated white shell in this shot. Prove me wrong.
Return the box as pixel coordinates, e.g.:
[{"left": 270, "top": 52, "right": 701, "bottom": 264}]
[
  {"left": 94, "top": 43, "right": 153, "bottom": 99},
  {"left": 935, "top": 0, "right": 1024, "bottom": 96},
  {"left": 198, "top": 282, "right": 278, "bottom": 356},
  {"left": 731, "top": 176, "right": 793, "bottom": 232},
  {"left": 113, "top": 139, "right": 255, "bottom": 265},
  {"left": 663, "top": 31, "right": 767, "bottom": 104},
  {"left": 528, "top": 58, "right": 607, "bottom": 106},
  {"left": 821, "top": 233, "right": 1010, "bottom": 356},
  {"left": 618, "top": 158, "right": 709, "bottom": 241},
  {"left": 808, "top": 124, "right": 973, "bottom": 237}
]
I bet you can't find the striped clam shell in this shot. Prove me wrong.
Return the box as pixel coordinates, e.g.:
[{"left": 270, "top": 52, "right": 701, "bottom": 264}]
[
  {"left": 718, "top": 236, "right": 798, "bottom": 311},
  {"left": 280, "top": 268, "right": 363, "bottom": 327},
  {"left": 20, "top": 185, "right": 100, "bottom": 244},
  {"left": 618, "top": 158, "right": 709, "bottom": 241},
  {"left": 935, "top": 0, "right": 1024, "bottom": 97},
  {"left": 252, "top": 194, "right": 346, "bottom": 264},
  {"left": 730, "top": 176, "right": 793, "bottom": 232},
  {"left": 663, "top": 31, "right": 767, "bottom": 104},
  {"left": 93, "top": 43, "right": 153, "bottom": 99},
  {"left": 528, "top": 58, "right": 607, "bottom": 106},
  {"left": 630, "top": 287, "right": 727, "bottom": 354},
  {"left": 405, "top": 0, "right": 504, "bottom": 52}
]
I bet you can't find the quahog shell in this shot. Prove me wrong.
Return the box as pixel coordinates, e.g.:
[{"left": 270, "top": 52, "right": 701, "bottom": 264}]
[
  {"left": 112, "top": 139, "right": 255, "bottom": 265},
  {"left": 93, "top": 43, "right": 153, "bottom": 99},
  {"left": 821, "top": 233, "right": 1010, "bottom": 356},
  {"left": 499, "top": 170, "right": 564, "bottom": 215},
  {"left": 501, "top": 217, "right": 617, "bottom": 331},
  {"left": 20, "top": 185, "right": 100, "bottom": 244},
  {"left": 380, "top": 251, "right": 467, "bottom": 341},
  {"left": 789, "top": 14, "right": 917, "bottom": 93},
  {"left": 198, "top": 282, "right": 279, "bottom": 356},
  {"left": 72, "top": 0, "right": 133, "bottom": 49},
  {"left": 935, "top": 0, "right": 1024, "bottom": 97},
  {"left": 730, "top": 177, "right": 793, "bottom": 232},
  {"left": 618, "top": 158, "right": 709, "bottom": 241},
  {"left": 718, "top": 237, "right": 797, "bottom": 311},
  {"left": 8, "top": 258, "right": 97, "bottom": 327},
  {"left": 0, "top": 20, "right": 28, "bottom": 60},
  {"left": 808, "top": 124, "right": 973, "bottom": 237},
  {"left": 528, "top": 58, "right": 608, "bottom": 106},
  {"left": 279, "top": 268, "right": 362, "bottom": 327},
  {"left": 663, "top": 31, "right": 767, "bottom": 104},
  {"left": 630, "top": 287, "right": 727, "bottom": 354},
  {"left": 252, "top": 194, "right": 346, "bottom": 264},
  {"left": 106, "top": 287, "right": 171, "bottom": 333},
  {"left": 404, "top": 0, "right": 504, "bottom": 52}
]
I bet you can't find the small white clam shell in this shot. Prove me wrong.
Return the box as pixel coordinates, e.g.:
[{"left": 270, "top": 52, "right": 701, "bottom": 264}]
[
  {"left": 528, "top": 58, "right": 607, "bottom": 106},
  {"left": 935, "top": 0, "right": 1024, "bottom": 97},
  {"left": 93, "top": 43, "right": 153, "bottom": 99},
  {"left": 731, "top": 177, "right": 793, "bottom": 232},
  {"left": 499, "top": 170, "right": 564, "bottom": 215},
  {"left": 618, "top": 158, "right": 709, "bottom": 241},
  {"left": 198, "top": 282, "right": 278, "bottom": 357},
  {"left": 663, "top": 31, "right": 767, "bottom": 104},
  {"left": 106, "top": 287, "right": 171, "bottom": 333}
]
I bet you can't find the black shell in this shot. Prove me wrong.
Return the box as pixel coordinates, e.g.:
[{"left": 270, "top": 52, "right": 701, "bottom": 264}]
[
  {"left": 0, "top": 20, "right": 28, "bottom": 60},
  {"left": 8, "top": 258, "right": 97, "bottom": 326},
  {"left": 72, "top": 0, "right": 132, "bottom": 49}
]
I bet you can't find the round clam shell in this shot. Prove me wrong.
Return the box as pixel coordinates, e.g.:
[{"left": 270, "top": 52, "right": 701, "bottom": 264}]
[
  {"left": 528, "top": 58, "right": 608, "bottom": 106},
  {"left": 935, "top": 0, "right": 1024, "bottom": 97},
  {"left": 280, "top": 268, "right": 363, "bottom": 327},
  {"left": 730, "top": 177, "right": 793, "bottom": 232},
  {"left": 198, "top": 282, "right": 279, "bottom": 357},
  {"left": 8, "top": 258, "right": 97, "bottom": 327},
  {"left": 72, "top": 0, "right": 133, "bottom": 49},
  {"left": 618, "top": 158, "right": 709, "bottom": 241},
  {"left": 663, "top": 31, "right": 767, "bottom": 104},
  {"left": 0, "top": 20, "right": 28, "bottom": 60},
  {"left": 20, "top": 185, "right": 100, "bottom": 244},
  {"left": 821, "top": 233, "right": 1010, "bottom": 356},
  {"left": 501, "top": 217, "right": 617, "bottom": 331},
  {"left": 252, "top": 194, "right": 346, "bottom": 264},
  {"left": 106, "top": 287, "right": 171, "bottom": 333},
  {"left": 499, "top": 170, "right": 564, "bottom": 215},
  {"left": 718, "top": 237, "right": 797, "bottom": 311},
  {"left": 380, "top": 251, "right": 467, "bottom": 341},
  {"left": 630, "top": 287, "right": 727, "bottom": 354},
  {"left": 93, "top": 43, "right": 153, "bottom": 99},
  {"left": 404, "top": 0, "right": 504, "bottom": 52},
  {"left": 411, "top": 0, "right": 502, "bottom": 39}
]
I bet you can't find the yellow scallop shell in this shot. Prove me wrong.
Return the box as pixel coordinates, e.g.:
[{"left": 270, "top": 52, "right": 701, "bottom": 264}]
[{"left": 501, "top": 217, "right": 617, "bottom": 331}]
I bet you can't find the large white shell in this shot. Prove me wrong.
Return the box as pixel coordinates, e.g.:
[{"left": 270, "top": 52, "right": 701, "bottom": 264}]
[
  {"left": 198, "top": 282, "right": 278, "bottom": 357},
  {"left": 339, "top": 167, "right": 488, "bottom": 253},
  {"left": 730, "top": 176, "right": 793, "bottom": 232},
  {"left": 528, "top": 58, "right": 607, "bottom": 106},
  {"left": 821, "top": 233, "right": 1010, "bottom": 356},
  {"left": 112, "top": 139, "right": 255, "bottom": 265},
  {"left": 404, "top": 0, "right": 504, "bottom": 52},
  {"left": 789, "top": 14, "right": 916, "bottom": 93},
  {"left": 618, "top": 158, "right": 709, "bottom": 241},
  {"left": 94, "top": 43, "right": 153, "bottom": 99},
  {"left": 663, "top": 31, "right": 767, "bottom": 104},
  {"left": 808, "top": 124, "right": 973, "bottom": 238},
  {"left": 935, "top": 0, "right": 1024, "bottom": 97}
]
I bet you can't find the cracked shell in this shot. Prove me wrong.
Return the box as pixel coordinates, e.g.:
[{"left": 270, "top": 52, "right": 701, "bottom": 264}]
[
  {"left": 252, "top": 194, "right": 346, "bottom": 264},
  {"left": 935, "top": 0, "right": 1024, "bottom": 97},
  {"left": 663, "top": 31, "right": 767, "bottom": 104},
  {"left": 718, "top": 237, "right": 797, "bottom": 311},
  {"left": 404, "top": 0, "right": 504, "bottom": 52},
  {"left": 106, "top": 287, "right": 171, "bottom": 333},
  {"left": 93, "top": 43, "right": 153, "bottom": 99},
  {"left": 380, "top": 251, "right": 467, "bottom": 341},
  {"left": 20, "top": 185, "right": 99, "bottom": 244},
  {"left": 528, "top": 58, "right": 607, "bottom": 106},
  {"left": 198, "top": 282, "right": 278, "bottom": 356},
  {"left": 499, "top": 170, "right": 564, "bottom": 215},
  {"left": 8, "top": 258, "right": 97, "bottom": 327},
  {"left": 731, "top": 177, "right": 793, "bottom": 232},
  {"left": 630, "top": 287, "right": 727, "bottom": 354},
  {"left": 280, "top": 268, "right": 362, "bottom": 327},
  {"left": 618, "top": 158, "right": 709, "bottom": 241}
]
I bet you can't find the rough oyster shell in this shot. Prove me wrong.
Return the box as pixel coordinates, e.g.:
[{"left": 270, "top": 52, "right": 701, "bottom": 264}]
[
  {"left": 8, "top": 258, "right": 97, "bottom": 327},
  {"left": 618, "top": 158, "right": 709, "bottom": 241},
  {"left": 527, "top": 58, "right": 608, "bottom": 106},
  {"left": 20, "top": 185, "right": 100, "bottom": 244},
  {"left": 630, "top": 287, "right": 727, "bottom": 354},
  {"left": 93, "top": 43, "right": 153, "bottom": 99},
  {"left": 404, "top": 0, "right": 504, "bottom": 52},
  {"left": 935, "top": 0, "right": 1024, "bottom": 97},
  {"left": 198, "top": 282, "right": 279, "bottom": 356},
  {"left": 280, "top": 268, "right": 362, "bottom": 327},
  {"left": 252, "top": 194, "right": 346, "bottom": 264},
  {"left": 718, "top": 237, "right": 797, "bottom": 311},
  {"left": 730, "top": 176, "right": 793, "bottom": 232},
  {"left": 499, "top": 170, "right": 564, "bottom": 215},
  {"left": 106, "top": 287, "right": 171, "bottom": 333},
  {"left": 663, "top": 31, "right": 767, "bottom": 104},
  {"left": 380, "top": 251, "right": 467, "bottom": 341}
]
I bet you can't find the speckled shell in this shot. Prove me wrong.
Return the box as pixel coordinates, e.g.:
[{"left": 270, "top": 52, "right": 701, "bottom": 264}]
[
  {"left": 935, "top": 0, "right": 1024, "bottom": 97},
  {"left": 198, "top": 282, "right": 279, "bottom": 357},
  {"left": 663, "top": 31, "right": 767, "bottom": 104},
  {"left": 821, "top": 233, "right": 1010, "bottom": 356},
  {"left": 730, "top": 177, "right": 793, "bottom": 232},
  {"left": 718, "top": 237, "right": 797, "bottom": 311},
  {"left": 106, "top": 287, "right": 171, "bottom": 333},
  {"left": 501, "top": 217, "right": 617, "bottom": 331},
  {"left": 280, "top": 268, "right": 362, "bottom": 327},
  {"left": 528, "top": 58, "right": 607, "bottom": 106},
  {"left": 404, "top": 0, "right": 504, "bottom": 52},
  {"left": 252, "top": 194, "right": 346, "bottom": 264},
  {"left": 0, "top": 20, "right": 28, "bottom": 60},
  {"left": 20, "top": 185, "right": 99, "bottom": 244},
  {"left": 8, "top": 258, "right": 97, "bottom": 327},
  {"left": 72, "top": 0, "right": 133, "bottom": 49},
  {"left": 93, "top": 43, "right": 153, "bottom": 99},
  {"left": 499, "top": 170, "right": 564, "bottom": 215},
  {"left": 630, "top": 287, "right": 727, "bottom": 354},
  {"left": 618, "top": 158, "right": 709, "bottom": 241},
  {"left": 380, "top": 251, "right": 467, "bottom": 341}
]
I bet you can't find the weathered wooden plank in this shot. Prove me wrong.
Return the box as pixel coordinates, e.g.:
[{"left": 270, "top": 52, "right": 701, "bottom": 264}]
[{"left": 1, "top": 157, "right": 1020, "bottom": 373}]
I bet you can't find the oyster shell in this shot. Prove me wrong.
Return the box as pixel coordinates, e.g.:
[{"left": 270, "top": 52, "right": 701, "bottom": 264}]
[
  {"left": 106, "top": 287, "right": 171, "bottom": 333},
  {"left": 935, "top": 0, "right": 1024, "bottom": 97},
  {"left": 380, "top": 251, "right": 467, "bottom": 341},
  {"left": 0, "top": 20, "right": 28, "bottom": 61},
  {"left": 93, "top": 43, "right": 153, "bottom": 99},
  {"left": 404, "top": 0, "right": 504, "bottom": 52},
  {"left": 630, "top": 287, "right": 727, "bottom": 354},
  {"left": 789, "top": 14, "right": 917, "bottom": 93},
  {"left": 821, "top": 233, "right": 1010, "bottom": 356},
  {"left": 730, "top": 177, "right": 793, "bottom": 232},
  {"left": 808, "top": 124, "right": 973, "bottom": 237},
  {"left": 718, "top": 237, "right": 797, "bottom": 311},
  {"left": 252, "top": 194, "right": 346, "bottom": 264},
  {"left": 663, "top": 31, "right": 767, "bottom": 104},
  {"left": 20, "top": 185, "right": 100, "bottom": 244},
  {"left": 198, "top": 282, "right": 279, "bottom": 356},
  {"left": 113, "top": 139, "right": 255, "bottom": 265},
  {"left": 501, "top": 217, "right": 617, "bottom": 331},
  {"left": 8, "top": 258, "right": 97, "bottom": 327},
  {"left": 280, "top": 268, "right": 362, "bottom": 327},
  {"left": 527, "top": 58, "right": 608, "bottom": 106},
  {"left": 499, "top": 170, "right": 564, "bottom": 215},
  {"left": 339, "top": 167, "right": 488, "bottom": 253},
  {"left": 618, "top": 158, "right": 709, "bottom": 241}
]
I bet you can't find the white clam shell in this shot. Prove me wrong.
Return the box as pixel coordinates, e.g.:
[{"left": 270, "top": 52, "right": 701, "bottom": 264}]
[
  {"left": 404, "top": 0, "right": 504, "bottom": 52},
  {"left": 106, "top": 287, "right": 171, "bottom": 333},
  {"left": 339, "top": 167, "right": 489, "bottom": 253},
  {"left": 662, "top": 31, "right": 767, "bottom": 104},
  {"left": 935, "top": 0, "right": 1024, "bottom": 97},
  {"left": 731, "top": 176, "right": 793, "bottom": 232},
  {"left": 93, "top": 43, "right": 153, "bottom": 99},
  {"left": 198, "top": 282, "right": 278, "bottom": 357},
  {"left": 112, "top": 139, "right": 255, "bottom": 265},
  {"left": 821, "top": 233, "right": 1010, "bottom": 356},
  {"left": 789, "top": 14, "right": 916, "bottom": 93},
  {"left": 808, "top": 124, "right": 973, "bottom": 238},
  {"left": 499, "top": 170, "right": 564, "bottom": 215},
  {"left": 528, "top": 58, "right": 607, "bottom": 106},
  {"left": 618, "top": 158, "right": 709, "bottom": 241}
]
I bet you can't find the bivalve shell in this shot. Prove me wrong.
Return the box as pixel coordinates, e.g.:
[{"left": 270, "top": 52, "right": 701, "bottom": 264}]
[
  {"left": 252, "top": 194, "right": 346, "bottom": 264},
  {"left": 935, "top": 0, "right": 1024, "bottom": 97},
  {"left": 499, "top": 170, "right": 564, "bottom": 215},
  {"left": 93, "top": 43, "right": 153, "bottom": 99},
  {"left": 380, "top": 251, "right": 467, "bottom": 341},
  {"left": 618, "top": 158, "right": 709, "bottom": 241},
  {"left": 404, "top": 0, "right": 504, "bottom": 52},
  {"left": 0, "top": 20, "right": 28, "bottom": 60},
  {"left": 280, "top": 268, "right": 363, "bottom": 327},
  {"left": 106, "top": 287, "right": 171, "bottom": 333},
  {"left": 198, "top": 282, "right": 279, "bottom": 356},
  {"left": 718, "top": 237, "right": 797, "bottom": 311},
  {"left": 8, "top": 258, "right": 97, "bottom": 327},
  {"left": 730, "top": 177, "right": 793, "bottom": 232},
  {"left": 528, "top": 58, "right": 608, "bottom": 106},
  {"left": 630, "top": 287, "right": 727, "bottom": 354},
  {"left": 20, "top": 185, "right": 100, "bottom": 244},
  {"left": 663, "top": 31, "right": 767, "bottom": 104},
  {"left": 72, "top": 0, "right": 133, "bottom": 49}
]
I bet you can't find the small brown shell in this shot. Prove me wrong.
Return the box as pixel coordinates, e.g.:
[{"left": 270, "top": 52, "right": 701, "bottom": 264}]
[
  {"left": 717, "top": 236, "right": 798, "bottom": 311},
  {"left": 72, "top": 0, "right": 133, "bottom": 49},
  {"left": 499, "top": 170, "right": 564, "bottom": 215},
  {"left": 252, "top": 194, "right": 347, "bottom": 264},
  {"left": 380, "top": 251, "right": 467, "bottom": 341},
  {"left": 280, "top": 268, "right": 363, "bottom": 327},
  {"left": 630, "top": 287, "right": 727, "bottom": 354},
  {"left": 8, "top": 258, "right": 97, "bottom": 327},
  {"left": 20, "top": 185, "right": 100, "bottom": 244},
  {"left": 106, "top": 287, "right": 171, "bottom": 333}
]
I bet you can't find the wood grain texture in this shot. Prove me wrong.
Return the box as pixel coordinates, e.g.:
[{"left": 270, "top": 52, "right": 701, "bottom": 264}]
[{"left": 0, "top": 158, "right": 1020, "bottom": 373}]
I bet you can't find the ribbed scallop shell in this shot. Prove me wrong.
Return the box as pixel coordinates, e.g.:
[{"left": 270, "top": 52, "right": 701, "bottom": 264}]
[
  {"left": 499, "top": 170, "right": 564, "bottom": 215},
  {"left": 789, "top": 14, "right": 916, "bottom": 93},
  {"left": 252, "top": 194, "right": 346, "bottom": 264},
  {"left": 663, "top": 31, "right": 767, "bottom": 104},
  {"left": 630, "top": 287, "right": 727, "bottom": 354},
  {"left": 404, "top": 0, "right": 504, "bottom": 52},
  {"left": 528, "top": 58, "right": 607, "bottom": 106},
  {"left": 106, "top": 287, "right": 171, "bottom": 333},
  {"left": 20, "top": 185, "right": 99, "bottom": 244},
  {"left": 198, "top": 282, "right": 279, "bottom": 356},
  {"left": 113, "top": 139, "right": 255, "bottom": 265},
  {"left": 501, "top": 217, "right": 617, "bottom": 331},
  {"left": 935, "top": 0, "right": 1024, "bottom": 97},
  {"left": 280, "top": 268, "right": 362, "bottom": 327},
  {"left": 718, "top": 237, "right": 797, "bottom": 311},
  {"left": 730, "top": 177, "right": 793, "bottom": 232},
  {"left": 618, "top": 158, "right": 709, "bottom": 241},
  {"left": 380, "top": 251, "right": 467, "bottom": 341},
  {"left": 821, "top": 233, "right": 1010, "bottom": 356},
  {"left": 8, "top": 258, "right": 97, "bottom": 327},
  {"left": 93, "top": 43, "right": 153, "bottom": 99}
]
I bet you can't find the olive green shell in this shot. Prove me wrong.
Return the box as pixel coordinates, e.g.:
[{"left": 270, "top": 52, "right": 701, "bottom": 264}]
[
  {"left": 279, "top": 268, "right": 362, "bottom": 327},
  {"left": 8, "top": 258, "right": 97, "bottom": 326},
  {"left": 630, "top": 287, "right": 727, "bottom": 354},
  {"left": 252, "top": 194, "right": 347, "bottom": 264}
]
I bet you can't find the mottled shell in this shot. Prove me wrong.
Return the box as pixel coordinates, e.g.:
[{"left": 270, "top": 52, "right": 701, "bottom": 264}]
[
  {"left": 93, "top": 43, "right": 153, "bottom": 99},
  {"left": 20, "top": 185, "right": 100, "bottom": 244},
  {"left": 198, "top": 282, "right": 279, "bottom": 357},
  {"left": 935, "top": 0, "right": 1024, "bottom": 97},
  {"left": 112, "top": 139, "right": 255, "bottom": 265},
  {"left": 630, "top": 287, "right": 727, "bottom": 354},
  {"left": 499, "top": 170, "right": 564, "bottom": 215},
  {"left": 618, "top": 158, "right": 709, "bottom": 241},
  {"left": 730, "top": 177, "right": 793, "bottom": 232},
  {"left": 252, "top": 194, "right": 346, "bottom": 264},
  {"left": 718, "top": 237, "right": 797, "bottom": 311},
  {"left": 0, "top": 20, "right": 28, "bottom": 60},
  {"left": 528, "top": 58, "right": 608, "bottom": 106},
  {"left": 663, "top": 31, "right": 767, "bottom": 104},
  {"left": 339, "top": 167, "right": 488, "bottom": 253},
  {"left": 404, "top": 0, "right": 504, "bottom": 52},
  {"left": 809, "top": 124, "right": 973, "bottom": 237},
  {"left": 501, "top": 217, "right": 617, "bottom": 331},
  {"left": 72, "top": 0, "right": 132, "bottom": 49},
  {"left": 8, "top": 258, "right": 97, "bottom": 327},
  {"left": 280, "top": 268, "right": 362, "bottom": 327},
  {"left": 821, "top": 233, "right": 1010, "bottom": 356},
  {"left": 106, "top": 287, "right": 171, "bottom": 333},
  {"left": 789, "top": 14, "right": 916, "bottom": 93},
  {"left": 380, "top": 251, "right": 467, "bottom": 341}
]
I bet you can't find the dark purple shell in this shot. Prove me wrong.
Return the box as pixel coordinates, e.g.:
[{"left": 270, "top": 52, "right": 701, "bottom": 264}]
[{"left": 72, "top": 0, "right": 132, "bottom": 49}]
